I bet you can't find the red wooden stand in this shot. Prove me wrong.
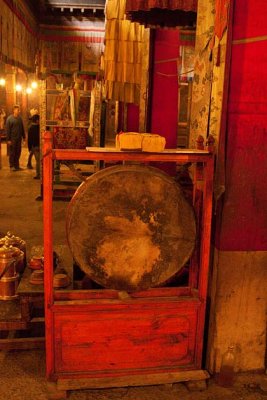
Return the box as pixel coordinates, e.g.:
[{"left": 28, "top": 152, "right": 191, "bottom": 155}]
[{"left": 42, "top": 131, "right": 214, "bottom": 394}]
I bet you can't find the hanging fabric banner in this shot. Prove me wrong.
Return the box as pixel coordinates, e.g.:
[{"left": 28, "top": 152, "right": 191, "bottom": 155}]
[
  {"left": 126, "top": 0, "right": 197, "bottom": 11},
  {"left": 104, "top": 0, "right": 146, "bottom": 104},
  {"left": 125, "top": 0, "right": 197, "bottom": 27},
  {"left": 210, "top": 0, "right": 230, "bottom": 65}
]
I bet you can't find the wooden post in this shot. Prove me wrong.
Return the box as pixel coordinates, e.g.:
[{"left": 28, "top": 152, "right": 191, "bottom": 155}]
[
  {"left": 206, "top": 134, "right": 215, "bottom": 153},
  {"left": 195, "top": 155, "right": 214, "bottom": 367},
  {"left": 196, "top": 135, "right": 205, "bottom": 150},
  {"left": 190, "top": 135, "right": 205, "bottom": 289},
  {"left": 42, "top": 131, "right": 54, "bottom": 379}
]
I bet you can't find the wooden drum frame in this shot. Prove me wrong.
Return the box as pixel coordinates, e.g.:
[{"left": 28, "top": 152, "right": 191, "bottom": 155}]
[{"left": 42, "top": 131, "right": 214, "bottom": 394}]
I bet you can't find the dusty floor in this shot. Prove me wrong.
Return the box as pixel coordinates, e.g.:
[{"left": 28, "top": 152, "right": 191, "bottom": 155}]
[
  {"left": 0, "top": 348, "right": 266, "bottom": 400},
  {"left": 0, "top": 143, "right": 266, "bottom": 400}
]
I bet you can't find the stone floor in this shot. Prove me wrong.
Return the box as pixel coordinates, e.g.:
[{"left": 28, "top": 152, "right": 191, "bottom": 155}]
[
  {"left": 0, "top": 348, "right": 266, "bottom": 400},
  {"left": 0, "top": 143, "right": 266, "bottom": 400}
]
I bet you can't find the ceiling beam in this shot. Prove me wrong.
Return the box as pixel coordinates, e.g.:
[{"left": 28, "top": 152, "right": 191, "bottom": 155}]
[{"left": 45, "top": 0, "right": 105, "bottom": 8}]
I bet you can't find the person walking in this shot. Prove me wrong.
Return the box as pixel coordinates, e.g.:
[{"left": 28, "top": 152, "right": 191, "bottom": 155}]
[
  {"left": 6, "top": 105, "right": 25, "bottom": 171},
  {"left": 27, "top": 114, "right": 40, "bottom": 179}
]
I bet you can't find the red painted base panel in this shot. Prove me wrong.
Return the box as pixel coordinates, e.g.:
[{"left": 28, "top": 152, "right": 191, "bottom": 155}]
[{"left": 52, "top": 296, "right": 201, "bottom": 378}]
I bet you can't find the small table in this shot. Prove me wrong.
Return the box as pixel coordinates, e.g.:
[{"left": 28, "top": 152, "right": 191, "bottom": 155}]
[
  {"left": 0, "top": 244, "right": 73, "bottom": 351},
  {"left": 17, "top": 244, "right": 73, "bottom": 322}
]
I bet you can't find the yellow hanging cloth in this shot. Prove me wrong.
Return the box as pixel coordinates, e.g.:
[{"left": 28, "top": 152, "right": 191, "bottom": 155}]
[{"left": 104, "top": 0, "right": 145, "bottom": 104}]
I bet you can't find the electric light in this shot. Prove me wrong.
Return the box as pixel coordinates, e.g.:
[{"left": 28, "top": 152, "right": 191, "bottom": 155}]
[
  {"left": 0, "top": 78, "right": 6, "bottom": 86},
  {"left": 31, "top": 81, "right": 38, "bottom": 89},
  {"left": 26, "top": 87, "right": 32, "bottom": 94},
  {"left": 15, "top": 84, "right": 22, "bottom": 92}
]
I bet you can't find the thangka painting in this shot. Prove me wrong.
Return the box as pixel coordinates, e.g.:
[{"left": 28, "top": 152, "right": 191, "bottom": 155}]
[
  {"left": 41, "top": 41, "right": 60, "bottom": 72},
  {"left": 46, "top": 91, "right": 73, "bottom": 125},
  {"left": 76, "top": 92, "right": 91, "bottom": 122},
  {"left": 53, "top": 127, "right": 88, "bottom": 149},
  {"left": 81, "top": 42, "right": 102, "bottom": 73},
  {"left": 0, "top": 6, "right": 8, "bottom": 57},
  {"left": 61, "top": 42, "right": 79, "bottom": 72}
]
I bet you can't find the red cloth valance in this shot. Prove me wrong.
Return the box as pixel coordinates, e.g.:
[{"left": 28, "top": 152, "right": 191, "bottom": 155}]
[
  {"left": 126, "top": 0, "right": 198, "bottom": 27},
  {"left": 126, "top": 0, "right": 198, "bottom": 12}
]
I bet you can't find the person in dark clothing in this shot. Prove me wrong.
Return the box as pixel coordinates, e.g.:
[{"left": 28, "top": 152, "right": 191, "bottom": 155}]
[
  {"left": 6, "top": 105, "right": 25, "bottom": 171},
  {"left": 27, "top": 114, "right": 40, "bottom": 179},
  {"left": 27, "top": 108, "right": 39, "bottom": 169}
]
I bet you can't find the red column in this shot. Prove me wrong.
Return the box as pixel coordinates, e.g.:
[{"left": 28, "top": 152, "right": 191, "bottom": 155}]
[
  {"left": 151, "top": 29, "right": 179, "bottom": 148},
  {"left": 150, "top": 29, "right": 179, "bottom": 175}
]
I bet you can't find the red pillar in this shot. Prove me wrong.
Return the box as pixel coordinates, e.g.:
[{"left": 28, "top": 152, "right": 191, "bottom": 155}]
[
  {"left": 151, "top": 29, "right": 179, "bottom": 148},
  {"left": 150, "top": 29, "right": 179, "bottom": 175}
]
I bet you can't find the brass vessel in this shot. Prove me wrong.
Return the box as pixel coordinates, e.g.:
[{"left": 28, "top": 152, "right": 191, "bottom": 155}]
[{"left": 0, "top": 245, "right": 18, "bottom": 300}]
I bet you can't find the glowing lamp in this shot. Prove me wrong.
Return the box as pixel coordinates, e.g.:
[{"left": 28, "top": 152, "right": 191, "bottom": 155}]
[{"left": 15, "top": 84, "right": 22, "bottom": 92}]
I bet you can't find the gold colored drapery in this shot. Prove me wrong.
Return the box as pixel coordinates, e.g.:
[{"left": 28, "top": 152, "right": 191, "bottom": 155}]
[
  {"left": 104, "top": 0, "right": 146, "bottom": 104},
  {"left": 0, "top": 0, "right": 38, "bottom": 71}
]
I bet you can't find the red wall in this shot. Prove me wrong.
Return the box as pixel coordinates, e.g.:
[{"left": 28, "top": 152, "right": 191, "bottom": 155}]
[{"left": 217, "top": 0, "right": 267, "bottom": 251}]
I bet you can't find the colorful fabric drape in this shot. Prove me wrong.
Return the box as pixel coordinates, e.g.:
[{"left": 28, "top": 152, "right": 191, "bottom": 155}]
[
  {"left": 214, "top": 0, "right": 230, "bottom": 42},
  {"left": 210, "top": 0, "right": 230, "bottom": 65},
  {"left": 189, "top": 0, "right": 230, "bottom": 202}
]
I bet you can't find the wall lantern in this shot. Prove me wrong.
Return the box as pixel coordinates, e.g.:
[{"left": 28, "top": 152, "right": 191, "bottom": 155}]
[
  {"left": 26, "top": 87, "right": 33, "bottom": 94},
  {"left": 0, "top": 78, "right": 5, "bottom": 86}
]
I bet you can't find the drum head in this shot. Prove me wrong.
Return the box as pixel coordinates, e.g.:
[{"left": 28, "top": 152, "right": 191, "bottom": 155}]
[{"left": 66, "top": 165, "right": 196, "bottom": 291}]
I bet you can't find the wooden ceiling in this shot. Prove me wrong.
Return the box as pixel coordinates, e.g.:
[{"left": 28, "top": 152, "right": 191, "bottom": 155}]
[{"left": 26, "top": 0, "right": 106, "bottom": 24}]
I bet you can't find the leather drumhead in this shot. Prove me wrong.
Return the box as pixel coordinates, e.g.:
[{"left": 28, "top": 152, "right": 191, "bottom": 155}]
[{"left": 66, "top": 165, "right": 196, "bottom": 292}]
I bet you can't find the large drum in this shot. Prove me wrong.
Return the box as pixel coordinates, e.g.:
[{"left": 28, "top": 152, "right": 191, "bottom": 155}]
[{"left": 66, "top": 165, "right": 196, "bottom": 292}]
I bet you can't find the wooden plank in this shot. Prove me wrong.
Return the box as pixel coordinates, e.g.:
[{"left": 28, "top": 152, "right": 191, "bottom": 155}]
[
  {"left": 52, "top": 297, "right": 200, "bottom": 311},
  {"left": 57, "top": 369, "right": 210, "bottom": 390},
  {"left": 0, "top": 320, "right": 28, "bottom": 330},
  {"left": 53, "top": 149, "right": 213, "bottom": 163},
  {"left": 47, "top": 382, "right": 67, "bottom": 400},
  {"left": 86, "top": 147, "right": 209, "bottom": 154},
  {"left": 195, "top": 156, "right": 215, "bottom": 368},
  {"left": 54, "top": 287, "right": 193, "bottom": 301},
  {"left": 0, "top": 337, "right": 45, "bottom": 350},
  {"left": 54, "top": 289, "right": 119, "bottom": 301},
  {"left": 30, "top": 317, "right": 45, "bottom": 323},
  {"left": 53, "top": 302, "right": 199, "bottom": 374},
  {"left": 42, "top": 131, "right": 55, "bottom": 379}
]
